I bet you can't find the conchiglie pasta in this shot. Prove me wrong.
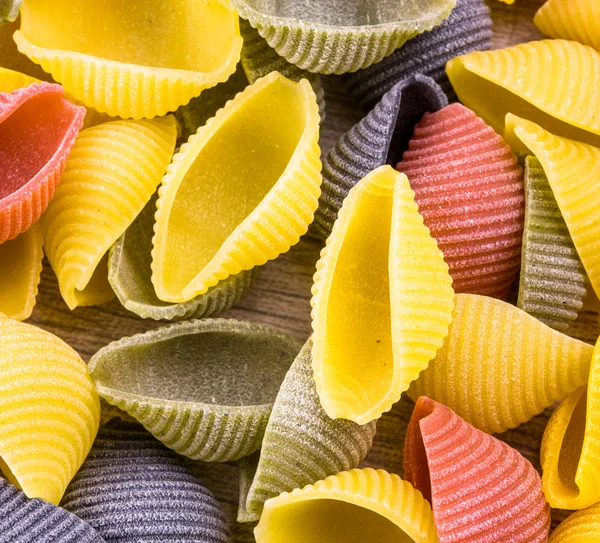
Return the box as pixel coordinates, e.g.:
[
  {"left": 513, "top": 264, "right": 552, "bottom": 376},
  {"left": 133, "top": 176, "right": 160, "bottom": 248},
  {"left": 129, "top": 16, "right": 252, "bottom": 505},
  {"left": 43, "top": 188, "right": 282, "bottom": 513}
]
[
  {"left": 0, "top": 66, "right": 38, "bottom": 93},
  {"left": 0, "top": 0, "right": 20, "bottom": 24},
  {"left": 549, "top": 503, "right": 600, "bottom": 542},
  {"left": 535, "top": 0, "right": 600, "bottom": 51},
  {"left": 152, "top": 72, "right": 322, "bottom": 304},
  {"left": 14, "top": 0, "right": 242, "bottom": 119},
  {"left": 409, "top": 294, "right": 594, "bottom": 434},
  {"left": 0, "top": 315, "right": 100, "bottom": 505},
  {"left": 254, "top": 469, "right": 438, "bottom": 543},
  {"left": 42, "top": 116, "right": 177, "bottom": 310}
]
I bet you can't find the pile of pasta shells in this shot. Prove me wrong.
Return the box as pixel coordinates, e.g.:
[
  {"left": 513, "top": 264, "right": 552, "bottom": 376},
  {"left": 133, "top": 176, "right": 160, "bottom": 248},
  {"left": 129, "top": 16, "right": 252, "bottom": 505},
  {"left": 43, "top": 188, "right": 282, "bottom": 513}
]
[{"left": 1, "top": 0, "right": 600, "bottom": 541}]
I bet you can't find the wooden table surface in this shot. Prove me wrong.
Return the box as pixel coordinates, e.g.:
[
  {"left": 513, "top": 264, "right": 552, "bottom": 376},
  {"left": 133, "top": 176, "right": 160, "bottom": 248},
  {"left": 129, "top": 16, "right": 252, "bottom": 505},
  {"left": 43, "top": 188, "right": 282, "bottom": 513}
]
[{"left": 22, "top": 0, "right": 593, "bottom": 539}]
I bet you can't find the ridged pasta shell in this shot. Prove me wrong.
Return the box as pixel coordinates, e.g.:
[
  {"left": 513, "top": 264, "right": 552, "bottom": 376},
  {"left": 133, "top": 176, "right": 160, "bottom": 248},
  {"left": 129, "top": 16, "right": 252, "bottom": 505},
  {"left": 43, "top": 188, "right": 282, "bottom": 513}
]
[
  {"left": 0, "top": 19, "right": 48, "bottom": 80},
  {"left": 61, "top": 421, "right": 229, "bottom": 543},
  {"left": 42, "top": 116, "right": 177, "bottom": 310},
  {"left": 549, "top": 502, "right": 600, "bottom": 542},
  {"left": 506, "top": 114, "right": 600, "bottom": 301},
  {"left": 108, "top": 194, "right": 258, "bottom": 321},
  {"left": 152, "top": 72, "right": 322, "bottom": 303},
  {"left": 0, "top": 82, "right": 85, "bottom": 243},
  {"left": 518, "top": 156, "right": 587, "bottom": 331},
  {"left": 398, "top": 102, "right": 524, "bottom": 298},
  {"left": 89, "top": 319, "right": 301, "bottom": 462},
  {"left": 239, "top": 19, "right": 325, "bottom": 120},
  {"left": 0, "top": 478, "right": 104, "bottom": 543},
  {"left": 231, "top": 0, "right": 455, "bottom": 75},
  {"left": 312, "top": 166, "right": 453, "bottom": 423},
  {"left": 409, "top": 293, "right": 594, "bottom": 434},
  {"left": 0, "top": 0, "right": 19, "bottom": 24},
  {"left": 447, "top": 40, "right": 600, "bottom": 147},
  {"left": 540, "top": 335, "right": 600, "bottom": 509},
  {"left": 254, "top": 469, "right": 438, "bottom": 543},
  {"left": 244, "top": 341, "right": 376, "bottom": 519},
  {"left": 0, "top": 224, "right": 42, "bottom": 320},
  {"left": 14, "top": 0, "right": 242, "bottom": 119},
  {"left": 405, "top": 397, "right": 550, "bottom": 542},
  {"left": 315, "top": 75, "right": 447, "bottom": 238},
  {"left": 535, "top": 0, "right": 600, "bottom": 51},
  {"left": 0, "top": 66, "right": 37, "bottom": 92},
  {"left": 341, "top": 0, "right": 492, "bottom": 109},
  {"left": 0, "top": 316, "right": 100, "bottom": 505}
]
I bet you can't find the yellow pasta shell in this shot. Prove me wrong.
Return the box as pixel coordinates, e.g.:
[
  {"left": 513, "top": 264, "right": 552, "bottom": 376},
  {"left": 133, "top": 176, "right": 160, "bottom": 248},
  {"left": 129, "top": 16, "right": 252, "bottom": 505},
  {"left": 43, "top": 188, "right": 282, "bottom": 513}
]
[
  {"left": 541, "top": 335, "right": 600, "bottom": 509},
  {"left": 506, "top": 114, "right": 600, "bottom": 300},
  {"left": 409, "top": 293, "right": 594, "bottom": 434},
  {"left": 447, "top": 40, "right": 600, "bottom": 147},
  {"left": 152, "top": 72, "right": 322, "bottom": 303},
  {"left": 0, "top": 65, "right": 38, "bottom": 92},
  {"left": 0, "top": 224, "right": 43, "bottom": 320},
  {"left": 535, "top": 0, "right": 600, "bottom": 51},
  {"left": 254, "top": 469, "right": 438, "bottom": 543},
  {"left": 14, "top": 0, "right": 242, "bottom": 119},
  {"left": 549, "top": 503, "right": 600, "bottom": 542},
  {"left": 0, "top": 315, "right": 100, "bottom": 504},
  {"left": 42, "top": 116, "right": 177, "bottom": 310},
  {"left": 311, "top": 165, "right": 453, "bottom": 424}
]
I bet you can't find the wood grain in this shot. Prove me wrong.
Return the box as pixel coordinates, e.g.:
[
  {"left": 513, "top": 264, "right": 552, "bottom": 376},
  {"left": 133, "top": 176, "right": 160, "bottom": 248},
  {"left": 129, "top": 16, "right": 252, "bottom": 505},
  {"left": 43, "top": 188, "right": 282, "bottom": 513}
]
[{"left": 21, "top": 0, "right": 595, "bottom": 538}]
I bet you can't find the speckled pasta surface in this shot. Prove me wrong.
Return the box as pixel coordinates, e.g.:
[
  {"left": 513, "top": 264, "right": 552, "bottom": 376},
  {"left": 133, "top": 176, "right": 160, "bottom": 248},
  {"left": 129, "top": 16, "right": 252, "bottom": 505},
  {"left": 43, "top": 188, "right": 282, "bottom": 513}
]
[
  {"left": 15, "top": 0, "right": 242, "bottom": 118},
  {"left": 518, "top": 156, "right": 587, "bottom": 331},
  {"left": 0, "top": 316, "right": 101, "bottom": 505},
  {"left": 315, "top": 74, "right": 447, "bottom": 238},
  {"left": 342, "top": 0, "right": 492, "bottom": 109},
  {"left": 447, "top": 39, "right": 600, "bottom": 147},
  {"left": 0, "top": 478, "right": 105, "bottom": 543},
  {"left": 405, "top": 397, "right": 550, "bottom": 542},
  {"left": 398, "top": 102, "right": 524, "bottom": 298},
  {"left": 549, "top": 503, "right": 600, "bottom": 542},
  {"left": 244, "top": 341, "right": 376, "bottom": 520},
  {"left": 0, "top": 0, "right": 20, "bottom": 24},
  {"left": 61, "top": 421, "right": 229, "bottom": 543},
  {"left": 409, "top": 294, "right": 594, "bottom": 434},
  {"left": 232, "top": 0, "right": 456, "bottom": 74},
  {"left": 89, "top": 319, "right": 300, "bottom": 462},
  {"left": 535, "top": 0, "right": 600, "bottom": 51},
  {"left": 0, "top": 66, "right": 38, "bottom": 93},
  {"left": 108, "top": 194, "right": 258, "bottom": 321},
  {"left": 254, "top": 469, "right": 438, "bottom": 543},
  {"left": 152, "top": 72, "right": 322, "bottom": 304}
]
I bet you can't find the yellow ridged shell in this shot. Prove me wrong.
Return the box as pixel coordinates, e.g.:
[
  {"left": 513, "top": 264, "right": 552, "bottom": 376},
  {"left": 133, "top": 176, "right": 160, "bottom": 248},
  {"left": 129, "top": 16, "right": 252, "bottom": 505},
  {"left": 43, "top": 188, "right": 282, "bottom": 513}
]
[
  {"left": 152, "top": 72, "right": 322, "bottom": 303},
  {"left": 254, "top": 469, "right": 438, "bottom": 543},
  {"left": 0, "top": 66, "right": 38, "bottom": 92},
  {"left": 549, "top": 503, "right": 600, "bottom": 542},
  {"left": 0, "top": 315, "right": 100, "bottom": 504},
  {"left": 42, "top": 116, "right": 177, "bottom": 310},
  {"left": 535, "top": 0, "right": 600, "bottom": 51}
]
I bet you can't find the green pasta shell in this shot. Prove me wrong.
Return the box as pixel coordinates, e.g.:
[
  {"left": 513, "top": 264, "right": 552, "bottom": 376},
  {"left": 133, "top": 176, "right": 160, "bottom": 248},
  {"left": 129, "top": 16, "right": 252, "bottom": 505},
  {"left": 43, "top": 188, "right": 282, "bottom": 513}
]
[
  {"left": 88, "top": 319, "right": 302, "bottom": 462},
  {"left": 239, "top": 19, "right": 325, "bottom": 119},
  {"left": 243, "top": 340, "right": 377, "bottom": 520},
  {"left": 517, "top": 156, "right": 587, "bottom": 331},
  {"left": 231, "top": 0, "right": 456, "bottom": 75},
  {"left": 108, "top": 194, "right": 258, "bottom": 321},
  {"left": 0, "top": 0, "right": 20, "bottom": 24}
]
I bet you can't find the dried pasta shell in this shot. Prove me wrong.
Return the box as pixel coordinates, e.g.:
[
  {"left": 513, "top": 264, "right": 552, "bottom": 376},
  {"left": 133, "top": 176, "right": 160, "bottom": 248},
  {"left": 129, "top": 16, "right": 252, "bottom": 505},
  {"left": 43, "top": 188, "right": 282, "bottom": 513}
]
[
  {"left": 0, "top": 316, "right": 100, "bottom": 504},
  {"left": 254, "top": 469, "right": 438, "bottom": 543},
  {"left": 108, "top": 194, "right": 258, "bottom": 321},
  {"left": 14, "top": 0, "right": 242, "bottom": 119},
  {"left": 42, "top": 117, "right": 177, "bottom": 310},
  {"left": 535, "top": 0, "right": 600, "bottom": 51},
  {"left": 398, "top": 102, "right": 524, "bottom": 298},
  {"left": 341, "top": 0, "right": 492, "bottom": 110},
  {"left": 152, "top": 72, "right": 322, "bottom": 303},
  {"left": 409, "top": 293, "right": 594, "bottom": 434},
  {"left": 0, "top": 0, "right": 19, "bottom": 24},
  {"left": 405, "top": 396, "right": 550, "bottom": 542},
  {"left": 0, "top": 65, "right": 37, "bottom": 92},
  {"left": 88, "top": 319, "right": 300, "bottom": 462},
  {"left": 507, "top": 114, "right": 600, "bottom": 300},
  {"left": 518, "top": 156, "right": 587, "bottom": 331},
  {"left": 447, "top": 40, "right": 600, "bottom": 147},
  {"left": 312, "top": 166, "right": 453, "bottom": 423},
  {"left": 0, "top": 478, "right": 105, "bottom": 543},
  {"left": 315, "top": 74, "right": 447, "bottom": 238},
  {"left": 0, "top": 224, "right": 42, "bottom": 320},
  {"left": 231, "top": 0, "right": 455, "bottom": 75},
  {"left": 0, "top": 82, "right": 85, "bottom": 243},
  {"left": 61, "top": 421, "right": 229, "bottom": 543},
  {"left": 540, "top": 336, "right": 600, "bottom": 509},
  {"left": 549, "top": 503, "right": 600, "bottom": 542},
  {"left": 244, "top": 341, "right": 376, "bottom": 520}
]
